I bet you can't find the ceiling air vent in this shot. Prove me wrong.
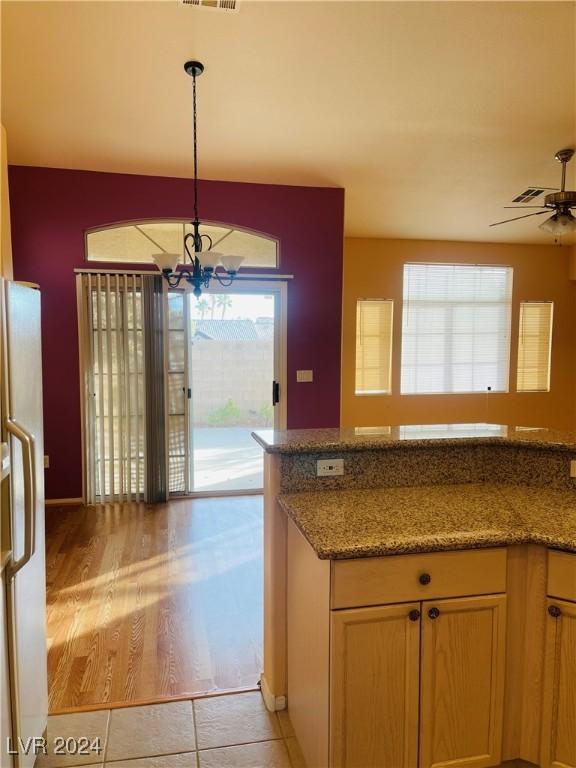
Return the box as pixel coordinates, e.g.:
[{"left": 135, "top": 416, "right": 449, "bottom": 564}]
[
  {"left": 511, "top": 188, "right": 545, "bottom": 203},
  {"left": 180, "top": 0, "right": 239, "bottom": 10}
]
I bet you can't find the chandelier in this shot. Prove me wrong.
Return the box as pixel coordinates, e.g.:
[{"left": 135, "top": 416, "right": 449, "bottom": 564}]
[{"left": 152, "top": 61, "right": 244, "bottom": 297}]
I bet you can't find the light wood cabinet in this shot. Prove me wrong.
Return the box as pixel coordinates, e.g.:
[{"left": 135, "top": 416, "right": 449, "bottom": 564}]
[
  {"left": 328, "top": 595, "right": 507, "bottom": 768},
  {"left": 540, "top": 599, "right": 576, "bottom": 768},
  {"left": 331, "top": 548, "right": 507, "bottom": 610},
  {"left": 288, "top": 522, "right": 509, "bottom": 768},
  {"left": 547, "top": 550, "right": 576, "bottom": 603},
  {"left": 419, "top": 595, "right": 506, "bottom": 768},
  {"left": 287, "top": 522, "right": 576, "bottom": 768},
  {"left": 330, "top": 603, "right": 421, "bottom": 768}
]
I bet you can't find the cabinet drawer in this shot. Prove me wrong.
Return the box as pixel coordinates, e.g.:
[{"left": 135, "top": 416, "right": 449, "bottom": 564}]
[
  {"left": 331, "top": 548, "right": 507, "bottom": 610},
  {"left": 547, "top": 550, "right": 576, "bottom": 602}
]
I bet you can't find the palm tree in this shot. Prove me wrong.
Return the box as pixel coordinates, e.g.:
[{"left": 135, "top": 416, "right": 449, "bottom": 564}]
[
  {"left": 216, "top": 294, "right": 233, "bottom": 319},
  {"left": 209, "top": 294, "right": 217, "bottom": 319},
  {"left": 197, "top": 299, "right": 209, "bottom": 319}
]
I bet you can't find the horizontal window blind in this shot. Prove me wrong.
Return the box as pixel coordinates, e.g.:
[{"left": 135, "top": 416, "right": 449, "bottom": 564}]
[
  {"left": 517, "top": 301, "right": 553, "bottom": 392},
  {"left": 401, "top": 263, "right": 513, "bottom": 394},
  {"left": 355, "top": 299, "right": 394, "bottom": 395}
]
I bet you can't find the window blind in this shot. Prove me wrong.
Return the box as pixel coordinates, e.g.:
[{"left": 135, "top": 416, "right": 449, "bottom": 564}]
[
  {"left": 516, "top": 301, "right": 553, "bottom": 392},
  {"left": 78, "top": 273, "right": 146, "bottom": 503},
  {"left": 166, "top": 291, "right": 189, "bottom": 494},
  {"left": 401, "top": 264, "right": 513, "bottom": 394},
  {"left": 355, "top": 299, "right": 394, "bottom": 395}
]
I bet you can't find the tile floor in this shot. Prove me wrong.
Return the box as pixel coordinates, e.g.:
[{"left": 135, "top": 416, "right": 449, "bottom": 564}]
[
  {"left": 35, "top": 692, "right": 305, "bottom": 768},
  {"left": 33, "top": 690, "right": 537, "bottom": 768}
]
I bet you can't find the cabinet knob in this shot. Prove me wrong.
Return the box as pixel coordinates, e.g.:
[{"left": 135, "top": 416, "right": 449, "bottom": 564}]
[
  {"left": 428, "top": 607, "right": 440, "bottom": 620},
  {"left": 548, "top": 605, "right": 562, "bottom": 619},
  {"left": 419, "top": 573, "right": 432, "bottom": 585},
  {"left": 408, "top": 609, "right": 421, "bottom": 622}
]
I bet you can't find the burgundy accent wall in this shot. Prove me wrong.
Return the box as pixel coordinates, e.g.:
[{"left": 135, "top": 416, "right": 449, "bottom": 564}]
[{"left": 8, "top": 166, "right": 344, "bottom": 499}]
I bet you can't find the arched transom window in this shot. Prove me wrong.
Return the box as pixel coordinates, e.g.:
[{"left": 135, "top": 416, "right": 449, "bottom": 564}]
[{"left": 85, "top": 220, "right": 278, "bottom": 269}]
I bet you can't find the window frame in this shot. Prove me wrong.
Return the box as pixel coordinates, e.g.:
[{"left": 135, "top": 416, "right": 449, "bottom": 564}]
[
  {"left": 516, "top": 300, "right": 554, "bottom": 393},
  {"left": 354, "top": 298, "right": 394, "bottom": 397},
  {"left": 84, "top": 218, "right": 281, "bottom": 270},
  {"left": 400, "top": 262, "right": 514, "bottom": 396}
]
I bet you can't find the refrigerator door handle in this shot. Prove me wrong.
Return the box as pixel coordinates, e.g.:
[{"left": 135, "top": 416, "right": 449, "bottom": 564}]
[{"left": 5, "top": 418, "right": 36, "bottom": 580}]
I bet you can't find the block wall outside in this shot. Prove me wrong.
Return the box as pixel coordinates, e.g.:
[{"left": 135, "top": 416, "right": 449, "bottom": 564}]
[{"left": 190, "top": 338, "right": 274, "bottom": 426}]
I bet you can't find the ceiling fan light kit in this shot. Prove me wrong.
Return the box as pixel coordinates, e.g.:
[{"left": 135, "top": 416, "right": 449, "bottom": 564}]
[
  {"left": 538, "top": 210, "right": 576, "bottom": 235},
  {"left": 490, "top": 147, "right": 576, "bottom": 236},
  {"left": 152, "top": 60, "right": 244, "bottom": 297}
]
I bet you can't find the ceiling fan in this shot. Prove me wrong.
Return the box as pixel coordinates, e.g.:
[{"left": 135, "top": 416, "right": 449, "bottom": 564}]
[{"left": 490, "top": 148, "right": 576, "bottom": 235}]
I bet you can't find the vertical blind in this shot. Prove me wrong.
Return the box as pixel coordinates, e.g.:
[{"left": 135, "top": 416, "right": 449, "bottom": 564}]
[
  {"left": 355, "top": 299, "right": 394, "bottom": 395},
  {"left": 401, "top": 263, "right": 513, "bottom": 394},
  {"left": 166, "top": 291, "right": 189, "bottom": 494},
  {"left": 516, "top": 301, "right": 553, "bottom": 392},
  {"left": 143, "top": 276, "right": 167, "bottom": 502},
  {"left": 78, "top": 274, "right": 145, "bottom": 503}
]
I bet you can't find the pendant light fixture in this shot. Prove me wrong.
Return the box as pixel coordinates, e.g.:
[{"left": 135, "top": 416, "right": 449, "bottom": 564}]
[
  {"left": 152, "top": 61, "right": 244, "bottom": 297},
  {"left": 538, "top": 209, "right": 576, "bottom": 236}
]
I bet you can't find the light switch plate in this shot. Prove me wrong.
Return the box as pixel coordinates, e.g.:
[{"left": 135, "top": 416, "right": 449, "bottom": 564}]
[
  {"left": 317, "top": 458, "right": 344, "bottom": 476},
  {"left": 44, "top": 455, "right": 50, "bottom": 469},
  {"left": 570, "top": 460, "right": 576, "bottom": 478},
  {"left": 296, "top": 369, "right": 313, "bottom": 383}
]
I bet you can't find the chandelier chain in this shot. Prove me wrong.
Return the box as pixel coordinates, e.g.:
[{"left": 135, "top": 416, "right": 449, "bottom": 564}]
[
  {"left": 192, "top": 72, "right": 199, "bottom": 224},
  {"left": 154, "top": 61, "right": 244, "bottom": 297}
]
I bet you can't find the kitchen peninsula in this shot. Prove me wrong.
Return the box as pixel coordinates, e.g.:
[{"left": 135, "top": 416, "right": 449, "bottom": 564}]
[{"left": 253, "top": 424, "right": 576, "bottom": 768}]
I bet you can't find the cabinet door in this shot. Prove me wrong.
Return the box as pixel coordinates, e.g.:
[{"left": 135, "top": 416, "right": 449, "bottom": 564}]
[
  {"left": 419, "top": 594, "right": 506, "bottom": 768},
  {"left": 540, "top": 599, "right": 576, "bottom": 768},
  {"left": 330, "top": 602, "right": 420, "bottom": 768}
]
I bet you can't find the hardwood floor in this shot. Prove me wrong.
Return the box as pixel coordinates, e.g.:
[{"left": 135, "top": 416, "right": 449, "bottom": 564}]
[{"left": 45, "top": 496, "right": 263, "bottom": 713}]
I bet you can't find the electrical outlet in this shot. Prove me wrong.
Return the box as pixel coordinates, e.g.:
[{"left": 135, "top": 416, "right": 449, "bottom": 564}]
[
  {"left": 317, "top": 458, "right": 344, "bottom": 477},
  {"left": 570, "top": 460, "right": 576, "bottom": 478}
]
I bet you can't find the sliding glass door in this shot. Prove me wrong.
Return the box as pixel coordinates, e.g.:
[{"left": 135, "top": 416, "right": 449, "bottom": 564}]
[
  {"left": 167, "top": 281, "right": 285, "bottom": 496},
  {"left": 80, "top": 274, "right": 285, "bottom": 502},
  {"left": 166, "top": 289, "right": 190, "bottom": 494}
]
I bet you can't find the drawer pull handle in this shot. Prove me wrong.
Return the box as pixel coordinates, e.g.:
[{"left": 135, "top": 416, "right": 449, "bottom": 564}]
[
  {"left": 548, "top": 605, "right": 562, "bottom": 619},
  {"left": 428, "top": 607, "right": 440, "bottom": 620},
  {"left": 419, "top": 573, "right": 432, "bottom": 585},
  {"left": 408, "top": 609, "right": 421, "bottom": 622}
]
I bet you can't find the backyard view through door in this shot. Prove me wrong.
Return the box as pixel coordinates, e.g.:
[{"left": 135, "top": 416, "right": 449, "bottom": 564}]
[{"left": 167, "top": 288, "right": 278, "bottom": 495}]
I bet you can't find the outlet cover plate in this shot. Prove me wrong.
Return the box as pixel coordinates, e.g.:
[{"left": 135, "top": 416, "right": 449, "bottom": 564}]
[
  {"left": 317, "top": 458, "right": 344, "bottom": 477},
  {"left": 296, "top": 369, "right": 313, "bottom": 383}
]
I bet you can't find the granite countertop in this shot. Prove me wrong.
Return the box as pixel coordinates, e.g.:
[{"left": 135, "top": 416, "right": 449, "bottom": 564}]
[
  {"left": 252, "top": 424, "right": 576, "bottom": 455},
  {"left": 278, "top": 483, "right": 576, "bottom": 559}
]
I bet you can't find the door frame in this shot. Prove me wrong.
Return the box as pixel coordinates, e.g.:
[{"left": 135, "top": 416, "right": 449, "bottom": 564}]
[{"left": 169, "top": 278, "right": 288, "bottom": 498}]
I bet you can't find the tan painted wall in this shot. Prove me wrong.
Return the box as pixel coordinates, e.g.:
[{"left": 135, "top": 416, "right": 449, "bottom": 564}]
[
  {"left": 0, "top": 126, "right": 13, "bottom": 280},
  {"left": 190, "top": 338, "right": 273, "bottom": 426},
  {"left": 341, "top": 238, "right": 576, "bottom": 430}
]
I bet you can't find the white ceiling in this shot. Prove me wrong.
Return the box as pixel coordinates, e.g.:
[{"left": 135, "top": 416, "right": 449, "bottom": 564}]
[{"left": 2, "top": 1, "right": 575, "bottom": 244}]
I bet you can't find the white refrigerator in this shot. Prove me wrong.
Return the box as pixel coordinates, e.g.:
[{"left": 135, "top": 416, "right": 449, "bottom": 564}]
[{"left": 0, "top": 278, "right": 48, "bottom": 768}]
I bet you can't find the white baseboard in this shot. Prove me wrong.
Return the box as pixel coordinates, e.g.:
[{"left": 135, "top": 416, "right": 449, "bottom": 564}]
[
  {"left": 45, "top": 497, "right": 84, "bottom": 507},
  {"left": 259, "top": 674, "right": 286, "bottom": 712}
]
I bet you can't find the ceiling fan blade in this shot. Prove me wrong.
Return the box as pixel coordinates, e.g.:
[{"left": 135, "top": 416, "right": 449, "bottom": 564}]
[
  {"left": 490, "top": 211, "right": 552, "bottom": 227},
  {"left": 526, "top": 186, "right": 559, "bottom": 191},
  {"left": 503, "top": 206, "right": 549, "bottom": 209}
]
